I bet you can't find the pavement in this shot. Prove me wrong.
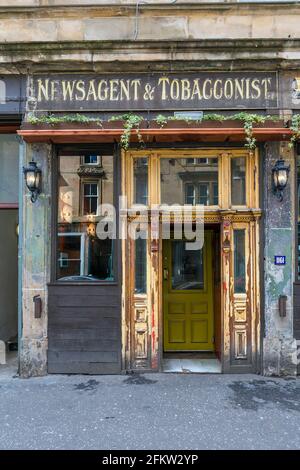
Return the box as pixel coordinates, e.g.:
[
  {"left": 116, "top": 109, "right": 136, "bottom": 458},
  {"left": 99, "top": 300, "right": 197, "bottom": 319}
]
[{"left": 0, "top": 358, "right": 300, "bottom": 450}]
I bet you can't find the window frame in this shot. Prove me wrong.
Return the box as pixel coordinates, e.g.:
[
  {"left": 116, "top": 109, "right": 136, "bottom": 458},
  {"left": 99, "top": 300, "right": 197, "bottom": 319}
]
[
  {"left": 230, "top": 155, "right": 247, "bottom": 208},
  {"left": 81, "top": 155, "right": 101, "bottom": 166},
  {"left": 81, "top": 180, "right": 100, "bottom": 216},
  {"left": 159, "top": 154, "right": 220, "bottom": 208},
  {"left": 52, "top": 145, "right": 119, "bottom": 285}
]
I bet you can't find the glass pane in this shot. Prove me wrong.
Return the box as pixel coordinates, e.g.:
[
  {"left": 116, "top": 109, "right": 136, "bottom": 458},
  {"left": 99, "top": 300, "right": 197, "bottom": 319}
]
[
  {"left": 185, "top": 184, "right": 195, "bottom": 205},
  {"left": 84, "top": 155, "right": 98, "bottom": 164},
  {"left": 213, "top": 182, "right": 218, "bottom": 205},
  {"left": 134, "top": 158, "right": 148, "bottom": 205},
  {"left": 234, "top": 230, "right": 246, "bottom": 293},
  {"left": 0, "top": 134, "right": 19, "bottom": 204},
  {"left": 135, "top": 237, "right": 147, "bottom": 294},
  {"left": 199, "top": 183, "right": 209, "bottom": 205},
  {"left": 231, "top": 157, "right": 246, "bottom": 205},
  {"left": 161, "top": 157, "right": 218, "bottom": 206},
  {"left": 57, "top": 154, "right": 114, "bottom": 281},
  {"left": 171, "top": 240, "right": 203, "bottom": 290}
]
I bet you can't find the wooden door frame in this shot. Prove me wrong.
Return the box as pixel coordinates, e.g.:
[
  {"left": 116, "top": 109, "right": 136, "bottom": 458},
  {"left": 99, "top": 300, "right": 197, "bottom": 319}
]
[
  {"left": 122, "top": 147, "right": 261, "bottom": 374},
  {"left": 162, "top": 231, "right": 215, "bottom": 353}
]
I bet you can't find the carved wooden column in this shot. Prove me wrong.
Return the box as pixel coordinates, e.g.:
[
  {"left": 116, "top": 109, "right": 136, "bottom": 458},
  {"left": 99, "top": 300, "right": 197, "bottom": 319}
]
[
  {"left": 220, "top": 213, "right": 233, "bottom": 372},
  {"left": 221, "top": 211, "right": 261, "bottom": 373}
]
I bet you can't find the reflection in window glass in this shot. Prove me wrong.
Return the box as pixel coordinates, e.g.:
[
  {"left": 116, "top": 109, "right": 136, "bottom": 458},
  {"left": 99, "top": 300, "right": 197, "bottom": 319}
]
[
  {"left": 57, "top": 154, "right": 114, "bottom": 281},
  {"left": 135, "top": 237, "right": 147, "bottom": 294},
  {"left": 83, "top": 182, "right": 98, "bottom": 215},
  {"left": 234, "top": 230, "right": 246, "bottom": 293},
  {"left": 134, "top": 158, "right": 148, "bottom": 205},
  {"left": 161, "top": 157, "right": 218, "bottom": 206},
  {"left": 0, "top": 134, "right": 19, "bottom": 204},
  {"left": 231, "top": 157, "right": 246, "bottom": 205},
  {"left": 84, "top": 155, "right": 99, "bottom": 165},
  {"left": 171, "top": 240, "right": 203, "bottom": 290}
]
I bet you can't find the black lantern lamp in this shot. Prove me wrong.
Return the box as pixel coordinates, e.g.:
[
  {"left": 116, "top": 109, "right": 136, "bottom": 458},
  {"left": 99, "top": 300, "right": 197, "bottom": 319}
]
[
  {"left": 23, "top": 161, "right": 42, "bottom": 203},
  {"left": 272, "top": 159, "right": 290, "bottom": 202}
]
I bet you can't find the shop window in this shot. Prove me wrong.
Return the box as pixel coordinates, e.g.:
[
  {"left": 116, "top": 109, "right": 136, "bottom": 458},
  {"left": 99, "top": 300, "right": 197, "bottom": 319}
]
[
  {"left": 57, "top": 154, "right": 114, "bottom": 281},
  {"left": 0, "top": 134, "right": 19, "bottom": 204},
  {"left": 135, "top": 236, "right": 147, "bottom": 294},
  {"left": 231, "top": 157, "right": 246, "bottom": 206},
  {"left": 161, "top": 157, "right": 219, "bottom": 206},
  {"left": 133, "top": 157, "right": 148, "bottom": 205},
  {"left": 233, "top": 229, "right": 246, "bottom": 294}
]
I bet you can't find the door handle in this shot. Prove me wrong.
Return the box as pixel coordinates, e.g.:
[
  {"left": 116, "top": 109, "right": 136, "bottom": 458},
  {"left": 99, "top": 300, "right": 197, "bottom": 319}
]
[{"left": 163, "top": 268, "right": 169, "bottom": 280}]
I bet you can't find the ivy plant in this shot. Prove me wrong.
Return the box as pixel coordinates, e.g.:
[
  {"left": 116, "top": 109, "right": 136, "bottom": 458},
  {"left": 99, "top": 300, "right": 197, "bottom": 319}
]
[
  {"left": 26, "top": 111, "right": 298, "bottom": 151},
  {"left": 289, "top": 114, "right": 300, "bottom": 148}
]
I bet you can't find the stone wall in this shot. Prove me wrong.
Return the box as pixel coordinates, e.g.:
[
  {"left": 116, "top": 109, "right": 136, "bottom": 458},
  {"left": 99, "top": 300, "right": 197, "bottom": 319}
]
[
  {"left": 0, "top": 2, "right": 299, "bottom": 44},
  {"left": 19, "top": 143, "right": 52, "bottom": 377},
  {"left": 263, "top": 142, "right": 297, "bottom": 376}
]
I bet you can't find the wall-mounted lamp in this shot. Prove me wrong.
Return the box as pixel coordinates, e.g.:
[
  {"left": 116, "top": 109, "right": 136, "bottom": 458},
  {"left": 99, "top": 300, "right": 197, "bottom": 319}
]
[
  {"left": 23, "top": 161, "right": 42, "bottom": 203},
  {"left": 272, "top": 159, "right": 290, "bottom": 202}
]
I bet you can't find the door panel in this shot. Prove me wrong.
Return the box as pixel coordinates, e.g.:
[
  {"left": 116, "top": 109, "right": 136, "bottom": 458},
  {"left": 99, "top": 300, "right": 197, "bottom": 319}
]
[{"left": 163, "top": 231, "right": 214, "bottom": 351}]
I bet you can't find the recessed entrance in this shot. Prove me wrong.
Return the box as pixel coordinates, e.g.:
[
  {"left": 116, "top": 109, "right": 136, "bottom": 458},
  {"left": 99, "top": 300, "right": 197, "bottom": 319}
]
[
  {"left": 124, "top": 148, "right": 261, "bottom": 374},
  {"left": 162, "top": 227, "right": 221, "bottom": 373}
]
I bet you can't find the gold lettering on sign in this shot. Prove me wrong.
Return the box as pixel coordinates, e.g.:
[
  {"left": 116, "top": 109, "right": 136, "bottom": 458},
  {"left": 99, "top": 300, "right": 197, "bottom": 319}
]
[
  {"left": 37, "top": 79, "right": 49, "bottom": 101},
  {"left": 62, "top": 80, "right": 76, "bottom": 101},
  {"left": 50, "top": 80, "right": 59, "bottom": 101},
  {"left": 262, "top": 78, "right": 272, "bottom": 98},
  {"left": 34, "top": 74, "right": 275, "bottom": 107},
  {"left": 251, "top": 79, "right": 261, "bottom": 99},
  {"left": 109, "top": 79, "right": 119, "bottom": 101},
  {"left": 87, "top": 80, "right": 97, "bottom": 101},
  {"left": 191, "top": 79, "right": 202, "bottom": 100},
  {"left": 213, "top": 79, "right": 222, "bottom": 100},
  {"left": 131, "top": 79, "right": 141, "bottom": 101},
  {"left": 203, "top": 79, "right": 212, "bottom": 100},
  {"left": 75, "top": 80, "right": 86, "bottom": 101},
  {"left": 224, "top": 79, "right": 233, "bottom": 100},
  {"left": 170, "top": 79, "right": 180, "bottom": 100},
  {"left": 158, "top": 77, "right": 170, "bottom": 100},
  {"left": 120, "top": 80, "right": 131, "bottom": 101},
  {"left": 235, "top": 78, "right": 244, "bottom": 99},
  {"left": 98, "top": 80, "right": 108, "bottom": 101},
  {"left": 181, "top": 79, "right": 191, "bottom": 101}
]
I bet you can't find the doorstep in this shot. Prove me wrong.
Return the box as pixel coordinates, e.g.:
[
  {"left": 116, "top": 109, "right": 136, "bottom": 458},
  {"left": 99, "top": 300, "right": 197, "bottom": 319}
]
[{"left": 163, "top": 358, "right": 222, "bottom": 374}]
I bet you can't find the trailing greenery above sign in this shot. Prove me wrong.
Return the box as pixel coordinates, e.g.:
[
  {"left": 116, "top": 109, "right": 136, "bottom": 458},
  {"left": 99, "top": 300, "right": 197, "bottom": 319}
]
[
  {"left": 31, "top": 72, "right": 278, "bottom": 111},
  {"left": 28, "top": 111, "right": 288, "bottom": 150}
]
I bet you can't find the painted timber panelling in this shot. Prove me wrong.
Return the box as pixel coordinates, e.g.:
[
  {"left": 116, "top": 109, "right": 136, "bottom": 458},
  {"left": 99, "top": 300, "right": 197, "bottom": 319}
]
[{"left": 48, "top": 284, "right": 121, "bottom": 374}]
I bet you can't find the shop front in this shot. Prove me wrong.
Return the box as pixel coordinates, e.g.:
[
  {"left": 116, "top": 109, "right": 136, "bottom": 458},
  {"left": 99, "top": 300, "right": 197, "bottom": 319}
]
[{"left": 17, "top": 71, "right": 298, "bottom": 376}]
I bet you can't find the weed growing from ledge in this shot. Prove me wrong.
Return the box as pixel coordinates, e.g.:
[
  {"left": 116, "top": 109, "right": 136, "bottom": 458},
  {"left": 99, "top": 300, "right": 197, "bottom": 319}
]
[
  {"left": 289, "top": 114, "right": 300, "bottom": 148},
  {"left": 26, "top": 112, "right": 293, "bottom": 151},
  {"left": 28, "top": 113, "right": 103, "bottom": 127},
  {"left": 109, "top": 113, "right": 144, "bottom": 150}
]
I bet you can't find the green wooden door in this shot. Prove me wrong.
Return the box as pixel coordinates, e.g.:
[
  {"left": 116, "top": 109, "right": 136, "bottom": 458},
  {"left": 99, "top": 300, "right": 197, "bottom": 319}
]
[{"left": 163, "top": 232, "right": 214, "bottom": 351}]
